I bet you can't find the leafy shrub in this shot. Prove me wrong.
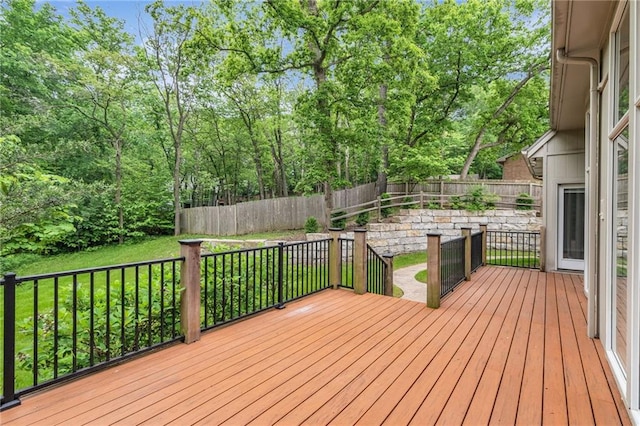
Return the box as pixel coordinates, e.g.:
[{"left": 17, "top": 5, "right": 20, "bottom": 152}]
[
  {"left": 450, "top": 186, "right": 499, "bottom": 212},
  {"left": 403, "top": 196, "right": 418, "bottom": 209},
  {"left": 516, "top": 193, "right": 534, "bottom": 210},
  {"left": 380, "top": 193, "right": 393, "bottom": 218},
  {"left": 356, "top": 211, "right": 369, "bottom": 226},
  {"left": 331, "top": 210, "right": 346, "bottom": 229},
  {"left": 426, "top": 201, "right": 442, "bottom": 210},
  {"left": 16, "top": 266, "right": 180, "bottom": 380},
  {"left": 463, "top": 186, "right": 499, "bottom": 211},
  {"left": 449, "top": 195, "right": 464, "bottom": 210},
  {"left": 304, "top": 216, "right": 319, "bottom": 233}
]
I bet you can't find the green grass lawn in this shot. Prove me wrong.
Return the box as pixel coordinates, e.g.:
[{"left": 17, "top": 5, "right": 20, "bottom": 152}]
[
  {"left": 487, "top": 249, "right": 539, "bottom": 268},
  {"left": 414, "top": 269, "right": 427, "bottom": 283}
]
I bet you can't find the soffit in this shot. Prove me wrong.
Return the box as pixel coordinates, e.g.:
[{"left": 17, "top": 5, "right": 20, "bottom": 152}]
[{"left": 550, "top": 0, "right": 616, "bottom": 131}]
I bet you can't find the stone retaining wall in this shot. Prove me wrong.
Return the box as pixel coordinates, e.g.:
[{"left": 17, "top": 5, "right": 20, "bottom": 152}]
[{"left": 309, "top": 209, "right": 541, "bottom": 256}]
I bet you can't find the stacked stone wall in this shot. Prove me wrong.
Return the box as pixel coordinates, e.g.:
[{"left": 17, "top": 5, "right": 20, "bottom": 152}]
[{"left": 309, "top": 209, "right": 541, "bottom": 256}]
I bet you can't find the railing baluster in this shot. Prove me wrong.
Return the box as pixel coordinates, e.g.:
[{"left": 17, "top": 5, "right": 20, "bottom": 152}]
[
  {"left": 33, "top": 278, "right": 39, "bottom": 386},
  {"left": 121, "top": 268, "right": 126, "bottom": 356}
]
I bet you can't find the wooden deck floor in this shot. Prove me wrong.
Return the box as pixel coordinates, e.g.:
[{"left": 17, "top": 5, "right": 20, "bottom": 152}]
[{"left": 2, "top": 267, "right": 630, "bottom": 425}]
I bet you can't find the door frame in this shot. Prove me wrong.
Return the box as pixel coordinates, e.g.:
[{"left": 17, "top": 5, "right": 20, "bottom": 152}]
[{"left": 557, "top": 184, "right": 586, "bottom": 270}]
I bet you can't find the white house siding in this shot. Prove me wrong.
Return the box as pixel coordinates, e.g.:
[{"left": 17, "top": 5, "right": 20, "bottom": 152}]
[{"left": 531, "top": 129, "right": 585, "bottom": 271}]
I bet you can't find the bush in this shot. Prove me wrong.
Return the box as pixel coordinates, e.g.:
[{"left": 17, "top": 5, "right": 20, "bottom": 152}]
[
  {"left": 516, "top": 193, "right": 534, "bottom": 210},
  {"left": 450, "top": 186, "right": 500, "bottom": 212},
  {"left": 380, "top": 193, "right": 393, "bottom": 218},
  {"left": 331, "top": 210, "right": 346, "bottom": 229},
  {"left": 356, "top": 211, "right": 369, "bottom": 226},
  {"left": 463, "top": 186, "right": 499, "bottom": 211},
  {"left": 403, "top": 196, "right": 417, "bottom": 209},
  {"left": 304, "top": 216, "right": 319, "bottom": 233}
]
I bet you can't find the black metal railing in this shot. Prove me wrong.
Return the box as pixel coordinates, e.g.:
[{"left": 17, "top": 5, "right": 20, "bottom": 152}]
[
  {"left": 440, "top": 236, "right": 466, "bottom": 296},
  {"left": 1, "top": 258, "right": 183, "bottom": 408},
  {"left": 487, "top": 230, "right": 540, "bottom": 269},
  {"left": 339, "top": 238, "right": 355, "bottom": 289},
  {"left": 471, "top": 231, "right": 483, "bottom": 272},
  {"left": 366, "top": 245, "right": 387, "bottom": 295},
  {"left": 200, "top": 240, "right": 331, "bottom": 331}
]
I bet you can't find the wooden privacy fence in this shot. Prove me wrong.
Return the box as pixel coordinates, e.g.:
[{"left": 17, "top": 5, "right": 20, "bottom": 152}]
[
  {"left": 387, "top": 180, "right": 542, "bottom": 200},
  {"left": 181, "top": 183, "right": 377, "bottom": 235},
  {"left": 181, "top": 180, "right": 541, "bottom": 235}
]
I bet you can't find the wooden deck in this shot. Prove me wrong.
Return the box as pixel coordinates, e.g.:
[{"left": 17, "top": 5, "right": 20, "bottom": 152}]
[{"left": 2, "top": 266, "right": 630, "bottom": 425}]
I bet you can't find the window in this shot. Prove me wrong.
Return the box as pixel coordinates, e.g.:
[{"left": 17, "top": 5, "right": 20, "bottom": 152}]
[{"left": 615, "top": 5, "right": 629, "bottom": 122}]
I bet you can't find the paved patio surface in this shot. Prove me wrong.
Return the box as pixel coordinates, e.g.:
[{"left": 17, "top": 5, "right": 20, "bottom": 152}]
[{"left": 394, "top": 263, "right": 426, "bottom": 302}]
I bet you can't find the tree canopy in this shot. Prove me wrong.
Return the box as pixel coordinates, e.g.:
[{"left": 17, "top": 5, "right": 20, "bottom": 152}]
[{"left": 0, "top": 0, "right": 550, "bottom": 258}]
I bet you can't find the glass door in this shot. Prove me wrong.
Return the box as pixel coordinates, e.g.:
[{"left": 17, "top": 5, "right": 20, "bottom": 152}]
[
  {"left": 612, "top": 130, "right": 628, "bottom": 376},
  {"left": 558, "top": 186, "right": 585, "bottom": 270}
]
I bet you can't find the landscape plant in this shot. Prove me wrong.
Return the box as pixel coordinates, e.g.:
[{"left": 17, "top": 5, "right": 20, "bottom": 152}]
[
  {"left": 516, "top": 192, "right": 534, "bottom": 210},
  {"left": 356, "top": 211, "right": 370, "bottom": 227},
  {"left": 304, "top": 217, "right": 319, "bottom": 233}
]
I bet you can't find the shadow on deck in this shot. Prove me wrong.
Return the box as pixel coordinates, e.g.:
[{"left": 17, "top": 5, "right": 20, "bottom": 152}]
[{"left": 2, "top": 266, "right": 630, "bottom": 425}]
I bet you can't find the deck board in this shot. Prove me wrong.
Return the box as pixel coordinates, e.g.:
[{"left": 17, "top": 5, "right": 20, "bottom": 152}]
[{"left": 2, "top": 267, "right": 630, "bottom": 425}]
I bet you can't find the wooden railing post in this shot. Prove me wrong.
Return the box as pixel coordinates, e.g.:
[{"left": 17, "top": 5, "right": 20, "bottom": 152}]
[
  {"left": 480, "top": 224, "right": 487, "bottom": 265},
  {"left": 179, "top": 239, "right": 202, "bottom": 344},
  {"left": 383, "top": 254, "right": 394, "bottom": 296},
  {"left": 354, "top": 228, "right": 367, "bottom": 295},
  {"left": 420, "top": 191, "right": 424, "bottom": 209},
  {"left": 462, "top": 227, "right": 471, "bottom": 281},
  {"left": 427, "top": 233, "right": 441, "bottom": 309},
  {"left": 329, "top": 228, "right": 342, "bottom": 289},
  {"left": 539, "top": 226, "right": 546, "bottom": 272},
  {"left": 377, "top": 196, "right": 381, "bottom": 222}
]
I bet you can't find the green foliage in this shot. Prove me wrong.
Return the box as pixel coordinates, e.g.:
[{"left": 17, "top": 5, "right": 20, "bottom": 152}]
[
  {"left": 516, "top": 193, "right": 534, "bottom": 210},
  {"left": 304, "top": 217, "right": 319, "bottom": 234},
  {"left": 403, "top": 196, "right": 417, "bottom": 209},
  {"left": 16, "top": 268, "right": 180, "bottom": 380},
  {"left": 380, "top": 193, "right": 393, "bottom": 218},
  {"left": 427, "top": 201, "right": 442, "bottom": 210},
  {"left": 0, "top": 0, "right": 550, "bottom": 251},
  {"left": 450, "top": 186, "right": 500, "bottom": 212},
  {"left": 331, "top": 211, "right": 347, "bottom": 230},
  {"left": 356, "top": 211, "right": 369, "bottom": 227}
]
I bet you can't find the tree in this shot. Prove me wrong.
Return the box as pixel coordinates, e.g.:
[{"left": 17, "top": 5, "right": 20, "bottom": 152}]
[
  {"left": 399, "top": 0, "right": 549, "bottom": 179},
  {"left": 64, "top": 1, "right": 137, "bottom": 243},
  {"left": 0, "top": 136, "right": 75, "bottom": 254},
  {"left": 139, "top": 1, "right": 200, "bottom": 235}
]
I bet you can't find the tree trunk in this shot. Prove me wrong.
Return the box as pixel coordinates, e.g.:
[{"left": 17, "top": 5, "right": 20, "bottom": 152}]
[
  {"left": 115, "top": 140, "right": 124, "bottom": 244},
  {"left": 376, "top": 82, "right": 389, "bottom": 195},
  {"left": 460, "top": 63, "right": 546, "bottom": 178},
  {"left": 173, "top": 142, "right": 181, "bottom": 236}
]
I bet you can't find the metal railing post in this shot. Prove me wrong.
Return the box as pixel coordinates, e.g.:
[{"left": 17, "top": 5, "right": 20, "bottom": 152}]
[
  {"left": 462, "top": 227, "right": 471, "bottom": 281},
  {"left": 427, "top": 234, "right": 441, "bottom": 309},
  {"left": 353, "top": 229, "right": 367, "bottom": 295},
  {"left": 179, "top": 240, "right": 202, "bottom": 344},
  {"left": 480, "top": 224, "right": 487, "bottom": 265},
  {"left": 277, "top": 242, "right": 285, "bottom": 308},
  {"left": 1, "top": 273, "right": 20, "bottom": 410},
  {"left": 383, "top": 254, "right": 394, "bottom": 297},
  {"left": 329, "top": 228, "right": 341, "bottom": 289}
]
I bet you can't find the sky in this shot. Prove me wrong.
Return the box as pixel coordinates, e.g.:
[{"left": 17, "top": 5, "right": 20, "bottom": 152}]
[{"left": 40, "top": 1, "right": 204, "bottom": 39}]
